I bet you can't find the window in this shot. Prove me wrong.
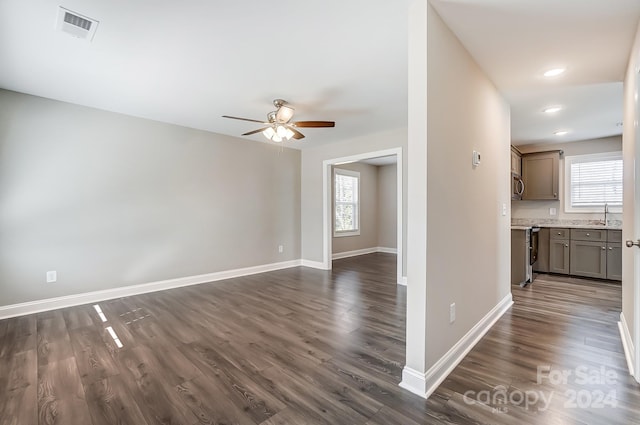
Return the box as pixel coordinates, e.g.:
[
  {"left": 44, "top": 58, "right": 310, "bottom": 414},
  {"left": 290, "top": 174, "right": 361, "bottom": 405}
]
[
  {"left": 334, "top": 168, "right": 360, "bottom": 236},
  {"left": 564, "top": 152, "right": 623, "bottom": 213}
]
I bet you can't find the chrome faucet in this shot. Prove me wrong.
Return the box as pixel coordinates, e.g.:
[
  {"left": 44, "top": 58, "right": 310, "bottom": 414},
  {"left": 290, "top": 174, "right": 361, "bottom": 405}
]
[{"left": 603, "top": 203, "right": 609, "bottom": 227}]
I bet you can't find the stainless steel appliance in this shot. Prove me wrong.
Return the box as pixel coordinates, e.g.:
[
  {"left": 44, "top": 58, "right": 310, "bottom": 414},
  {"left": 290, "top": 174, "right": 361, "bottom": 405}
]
[
  {"left": 512, "top": 172, "right": 525, "bottom": 200},
  {"left": 511, "top": 225, "right": 540, "bottom": 287}
]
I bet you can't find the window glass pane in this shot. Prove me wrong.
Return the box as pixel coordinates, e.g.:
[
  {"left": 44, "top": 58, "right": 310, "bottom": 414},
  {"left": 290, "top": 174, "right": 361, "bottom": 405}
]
[
  {"left": 570, "top": 158, "right": 623, "bottom": 207},
  {"left": 334, "top": 171, "right": 359, "bottom": 233},
  {"left": 335, "top": 204, "right": 355, "bottom": 231}
]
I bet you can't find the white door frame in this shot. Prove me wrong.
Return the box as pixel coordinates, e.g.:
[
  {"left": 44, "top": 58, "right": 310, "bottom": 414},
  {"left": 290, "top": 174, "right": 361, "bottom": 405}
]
[
  {"left": 322, "top": 147, "right": 404, "bottom": 285},
  {"left": 634, "top": 65, "right": 640, "bottom": 383}
]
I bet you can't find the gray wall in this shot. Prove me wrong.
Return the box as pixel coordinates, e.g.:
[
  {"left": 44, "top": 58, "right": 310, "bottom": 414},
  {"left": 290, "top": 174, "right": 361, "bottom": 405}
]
[
  {"left": 513, "top": 136, "right": 623, "bottom": 222},
  {"left": 405, "top": 2, "right": 511, "bottom": 372},
  {"left": 377, "top": 164, "right": 397, "bottom": 249},
  {"left": 0, "top": 90, "right": 301, "bottom": 307},
  {"left": 332, "top": 163, "right": 379, "bottom": 253}
]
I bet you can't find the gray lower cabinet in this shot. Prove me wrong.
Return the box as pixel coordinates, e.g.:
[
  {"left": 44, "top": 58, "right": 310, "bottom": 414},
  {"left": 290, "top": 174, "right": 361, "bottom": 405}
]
[
  {"left": 607, "top": 243, "right": 622, "bottom": 281},
  {"left": 549, "top": 239, "right": 570, "bottom": 274},
  {"left": 570, "top": 240, "right": 607, "bottom": 279}
]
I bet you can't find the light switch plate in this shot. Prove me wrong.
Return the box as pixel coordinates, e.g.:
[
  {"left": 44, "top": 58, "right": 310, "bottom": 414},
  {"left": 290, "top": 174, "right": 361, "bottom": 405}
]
[
  {"left": 472, "top": 150, "right": 481, "bottom": 166},
  {"left": 502, "top": 203, "right": 507, "bottom": 216}
]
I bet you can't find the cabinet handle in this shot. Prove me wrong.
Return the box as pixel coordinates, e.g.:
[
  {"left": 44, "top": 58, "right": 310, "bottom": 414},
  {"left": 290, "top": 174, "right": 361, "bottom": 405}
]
[
  {"left": 602, "top": 246, "right": 606, "bottom": 250},
  {"left": 554, "top": 193, "right": 557, "bottom": 198},
  {"left": 586, "top": 233, "right": 590, "bottom": 236},
  {"left": 609, "top": 247, "right": 613, "bottom": 250},
  {"left": 565, "top": 244, "right": 569, "bottom": 247},
  {"left": 557, "top": 232, "right": 562, "bottom": 235}
]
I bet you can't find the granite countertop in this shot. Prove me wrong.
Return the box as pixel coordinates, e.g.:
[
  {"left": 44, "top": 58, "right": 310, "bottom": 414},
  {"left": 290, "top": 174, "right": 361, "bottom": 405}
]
[{"left": 511, "top": 218, "right": 622, "bottom": 231}]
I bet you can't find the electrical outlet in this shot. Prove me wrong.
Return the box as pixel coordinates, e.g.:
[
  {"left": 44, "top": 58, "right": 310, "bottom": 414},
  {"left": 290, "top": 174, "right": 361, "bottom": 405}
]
[
  {"left": 549, "top": 207, "right": 557, "bottom": 216},
  {"left": 501, "top": 203, "right": 507, "bottom": 216},
  {"left": 450, "top": 303, "right": 456, "bottom": 324},
  {"left": 46, "top": 271, "right": 57, "bottom": 283},
  {"left": 278, "top": 245, "right": 284, "bottom": 253}
]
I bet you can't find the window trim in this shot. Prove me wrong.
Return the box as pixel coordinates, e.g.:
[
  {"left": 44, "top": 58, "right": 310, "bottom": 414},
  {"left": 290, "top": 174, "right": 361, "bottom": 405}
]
[
  {"left": 333, "top": 168, "right": 361, "bottom": 237},
  {"left": 564, "top": 151, "right": 623, "bottom": 213}
]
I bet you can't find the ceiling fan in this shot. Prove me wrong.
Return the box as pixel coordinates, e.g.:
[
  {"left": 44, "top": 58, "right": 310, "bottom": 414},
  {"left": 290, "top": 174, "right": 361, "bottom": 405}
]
[{"left": 223, "top": 99, "right": 335, "bottom": 142}]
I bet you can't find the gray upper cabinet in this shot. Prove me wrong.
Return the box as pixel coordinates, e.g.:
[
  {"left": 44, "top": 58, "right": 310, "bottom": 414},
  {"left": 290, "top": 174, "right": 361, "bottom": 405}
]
[
  {"left": 510, "top": 147, "right": 521, "bottom": 175},
  {"left": 522, "top": 151, "right": 560, "bottom": 200}
]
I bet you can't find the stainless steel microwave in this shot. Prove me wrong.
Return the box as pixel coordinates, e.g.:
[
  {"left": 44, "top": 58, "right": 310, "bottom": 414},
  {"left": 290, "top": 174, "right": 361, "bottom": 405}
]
[{"left": 512, "top": 173, "right": 524, "bottom": 200}]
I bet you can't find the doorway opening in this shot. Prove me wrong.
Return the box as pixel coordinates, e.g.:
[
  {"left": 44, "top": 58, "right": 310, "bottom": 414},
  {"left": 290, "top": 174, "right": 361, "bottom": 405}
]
[{"left": 322, "top": 147, "right": 404, "bottom": 285}]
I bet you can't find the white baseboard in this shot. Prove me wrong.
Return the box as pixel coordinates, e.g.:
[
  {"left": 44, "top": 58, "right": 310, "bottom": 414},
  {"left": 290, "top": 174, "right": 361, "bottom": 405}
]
[
  {"left": 619, "top": 312, "right": 635, "bottom": 377},
  {"left": 300, "top": 259, "right": 329, "bottom": 270},
  {"left": 399, "top": 293, "right": 514, "bottom": 399},
  {"left": 398, "top": 276, "right": 407, "bottom": 286},
  {"left": 332, "top": 247, "right": 378, "bottom": 260},
  {"left": 0, "top": 260, "right": 302, "bottom": 320},
  {"left": 332, "top": 246, "right": 398, "bottom": 260}
]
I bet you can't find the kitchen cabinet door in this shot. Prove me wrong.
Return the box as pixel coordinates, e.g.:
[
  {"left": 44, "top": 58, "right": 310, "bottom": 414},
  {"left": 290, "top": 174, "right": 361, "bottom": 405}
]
[
  {"left": 510, "top": 148, "right": 521, "bottom": 175},
  {"left": 549, "top": 239, "right": 570, "bottom": 274},
  {"left": 522, "top": 152, "right": 560, "bottom": 200},
  {"left": 607, "top": 243, "right": 622, "bottom": 281},
  {"left": 570, "top": 240, "right": 607, "bottom": 279}
]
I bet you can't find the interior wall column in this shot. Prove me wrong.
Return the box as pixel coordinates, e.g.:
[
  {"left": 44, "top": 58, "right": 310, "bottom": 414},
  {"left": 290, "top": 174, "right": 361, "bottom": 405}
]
[{"left": 400, "top": 0, "right": 429, "bottom": 397}]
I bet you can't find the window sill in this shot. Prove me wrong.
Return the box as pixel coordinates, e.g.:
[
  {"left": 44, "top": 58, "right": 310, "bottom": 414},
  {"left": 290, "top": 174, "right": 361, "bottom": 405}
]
[{"left": 334, "top": 231, "right": 361, "bottom": 238}]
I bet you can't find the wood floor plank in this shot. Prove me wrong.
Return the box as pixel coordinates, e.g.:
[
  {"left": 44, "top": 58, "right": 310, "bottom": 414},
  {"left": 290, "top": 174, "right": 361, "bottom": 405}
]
[
  {"left": 114, "top": 345, "right": 199, "bottom": 425},
  {"left": 68, "top": 327, "right": 121, "bottom": 384},
  {"left": 0, "top": 253, "right": 638, "bottom": 424},
  {"left": 0, "top": 315, "right": 36, "bottom": 359},
  {"left": 84, "top": 375, "right": 150, "bottom": 425},
  {"left": 37, "top": 356, "right": 93, "bottom": 425},
  {"left": 36, "top": 312, "right": 74, "bottom": 366},
  {"left": 0, "top": 350, "right": 38, "bottom": 425}
]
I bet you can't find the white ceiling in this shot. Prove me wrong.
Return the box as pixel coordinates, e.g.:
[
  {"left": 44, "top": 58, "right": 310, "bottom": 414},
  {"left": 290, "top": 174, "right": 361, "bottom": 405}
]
[
  {"left": 430, "top": 0, "right": 640, "bottom": 146},
  {"left": 1, "top": 1, "right": 639, "bottom": 149},
  {"left": 0, "top": 0, "right": 410, "bottom": 149},
  {"left": 360, "top": 155, "right": 397, "bottom": 166}
]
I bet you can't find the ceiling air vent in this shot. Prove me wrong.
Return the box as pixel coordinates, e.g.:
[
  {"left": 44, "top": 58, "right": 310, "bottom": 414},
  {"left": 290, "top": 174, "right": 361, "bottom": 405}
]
[{"left": 56, "top": 7, "right": 99, "bottom": 41}]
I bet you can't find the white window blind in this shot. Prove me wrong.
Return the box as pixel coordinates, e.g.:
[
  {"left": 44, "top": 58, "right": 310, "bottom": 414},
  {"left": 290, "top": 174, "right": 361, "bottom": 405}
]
[
  {"left": 566, "top": 152, "right": 622, "bottom": 210},
  {"left": 334, "top": 169, "right": 360, "bottom": 236}
]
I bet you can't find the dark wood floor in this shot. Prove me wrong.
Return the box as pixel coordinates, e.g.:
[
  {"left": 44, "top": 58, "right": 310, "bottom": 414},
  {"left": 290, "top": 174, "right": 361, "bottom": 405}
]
[{"left": 0, "top": 253, "right": 639, "bottom": 424}]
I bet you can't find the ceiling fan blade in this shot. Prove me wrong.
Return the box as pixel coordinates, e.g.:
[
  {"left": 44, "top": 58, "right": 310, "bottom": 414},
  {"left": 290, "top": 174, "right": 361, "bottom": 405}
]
[
  {"left": 292, "top": 121, "right": 335, "bottom": 128},
  {"left": 242, "top": 127, "right": 270, "bottom": 136},
  {"left": 222, "top": 115, "right": 268, "bottom": 124},
  {"left": 288, "top": 126, "right": 305, "bottom": 140}
]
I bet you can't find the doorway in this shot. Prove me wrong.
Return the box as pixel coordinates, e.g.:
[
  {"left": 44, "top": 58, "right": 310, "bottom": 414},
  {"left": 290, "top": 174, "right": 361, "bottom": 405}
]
[{"left": 321, "top": 147, "right": 404, "bottom": 285}]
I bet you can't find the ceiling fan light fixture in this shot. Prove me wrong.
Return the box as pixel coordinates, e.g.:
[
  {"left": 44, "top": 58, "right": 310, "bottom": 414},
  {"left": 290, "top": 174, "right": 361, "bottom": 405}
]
[
  {"left": 272, "top": 133, "right": 283, "bottom": 143},
  {"left": 276, "top": 125, "right": 288, "bottom": 139},
  {"left": 262, "top": 127, "right": 276, "bottom": 139},
  {"left": 276, "top": 105, "right": 295, "bottom": 123},
  {"left": 284, "top": 127, "right": 295, "bottom": 140}
]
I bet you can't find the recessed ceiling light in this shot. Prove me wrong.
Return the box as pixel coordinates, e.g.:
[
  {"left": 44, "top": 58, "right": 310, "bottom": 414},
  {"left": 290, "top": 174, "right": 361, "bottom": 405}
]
[
  {"left": 544, "top": 68, "right": 566, "bottom": 77},
  {"left": 554, "top": 130, "right": 569, "bottom": 136},
  {"left": 543, "top": 106, "right": 562, "bottom": 113}
]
